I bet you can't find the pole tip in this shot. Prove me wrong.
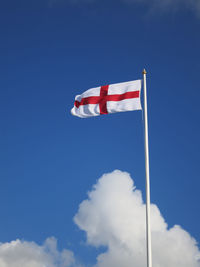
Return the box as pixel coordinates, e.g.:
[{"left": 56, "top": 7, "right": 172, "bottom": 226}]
[{"left": 142, "top": 69, "right": 147, "bottom": 74}]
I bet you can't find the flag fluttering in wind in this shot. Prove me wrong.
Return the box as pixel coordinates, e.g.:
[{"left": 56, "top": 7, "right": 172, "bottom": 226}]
[
  {"left": 71, "top": 70, "right": 153, "bottom": 267},
  {"left": 71, "top": 80, "right": 142, "bottom": 118}
]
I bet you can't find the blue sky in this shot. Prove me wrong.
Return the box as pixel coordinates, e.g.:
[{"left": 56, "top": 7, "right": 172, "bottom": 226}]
[{"left": 0, "top": 0, "right": 200, "bottom": 266}]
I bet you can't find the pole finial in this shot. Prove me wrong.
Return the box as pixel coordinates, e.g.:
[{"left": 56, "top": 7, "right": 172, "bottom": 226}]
[{"left": 143, "top": 69, "right": 147, "bottom": 75}]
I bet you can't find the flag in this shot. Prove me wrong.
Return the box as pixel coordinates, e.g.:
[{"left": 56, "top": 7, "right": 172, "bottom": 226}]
[{"left": 71, "top": 80, "right": 142, "bottom": 118}]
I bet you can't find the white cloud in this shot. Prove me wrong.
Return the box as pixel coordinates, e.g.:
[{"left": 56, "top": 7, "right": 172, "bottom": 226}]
[
  {"left": 0, "top": 237, "right": 77, "bottom": 267},
  {"left": 0, "top": 170, "right": 199, "bottom": 267},
  {"left": 74, "top": 170, "right": 200, "bottom": 267}
]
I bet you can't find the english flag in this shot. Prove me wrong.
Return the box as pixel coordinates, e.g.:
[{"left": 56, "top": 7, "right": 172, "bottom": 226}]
[{"left": 71, "top": 80, "right": 142, "bottom": 118}]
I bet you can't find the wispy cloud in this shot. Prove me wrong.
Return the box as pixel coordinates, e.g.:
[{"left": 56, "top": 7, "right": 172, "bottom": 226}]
[
  {"left": 49, "top": 0, "right": 200, "bottom": 17},
  {"left": 125, "top": 0, "right": 200, "bottom": 16}
]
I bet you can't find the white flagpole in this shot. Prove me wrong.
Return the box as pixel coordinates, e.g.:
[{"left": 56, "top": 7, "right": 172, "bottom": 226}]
[{"left": 143, "top": 69, "right": 152, "bottom": 267}]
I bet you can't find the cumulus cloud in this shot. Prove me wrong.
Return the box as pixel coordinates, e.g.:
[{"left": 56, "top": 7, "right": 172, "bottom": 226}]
[
  {"left": 0, "top": 237, "right": 77, "bottom": 267},
  {"left": 0, "top": 170, "right": 199, "bottom": 267},
  {"left": 74, "top": 170, "right": 200, "bottom": 267}
]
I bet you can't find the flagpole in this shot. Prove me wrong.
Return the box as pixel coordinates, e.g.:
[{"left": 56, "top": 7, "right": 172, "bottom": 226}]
[{"left": 143, "top": 69, "right": 152, "bottom": 267}]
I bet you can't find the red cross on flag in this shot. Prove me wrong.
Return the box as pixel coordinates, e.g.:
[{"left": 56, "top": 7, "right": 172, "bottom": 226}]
[{"left": 71, "top": 80, "right": 142, "bottom": 118}]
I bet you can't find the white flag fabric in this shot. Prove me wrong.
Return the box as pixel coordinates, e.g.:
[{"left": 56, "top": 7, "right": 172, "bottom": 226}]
[{"left": 71, "top": 80, "right": 142, "bottom": 118}]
